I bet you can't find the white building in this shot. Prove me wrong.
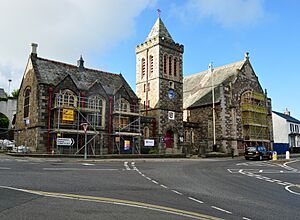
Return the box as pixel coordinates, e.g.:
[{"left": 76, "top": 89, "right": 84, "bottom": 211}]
[{"left": 272, "top": 109, "right": 300, "bottom": 153}]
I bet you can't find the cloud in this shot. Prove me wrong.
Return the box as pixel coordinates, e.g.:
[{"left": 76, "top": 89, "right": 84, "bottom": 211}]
[
  {"left": 0, "top": 0, "right": 156, "bottom": 94},
  {"left": 171, "top": 0, "right": 265, "bottom": 28}
]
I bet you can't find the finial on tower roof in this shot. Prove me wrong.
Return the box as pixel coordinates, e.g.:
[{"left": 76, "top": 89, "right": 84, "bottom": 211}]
[
  {"left": 244, "top": 52, "right": 249, "bottom": 60},
  {"left": 157, "top": 8, "right": 161, "bottom": 18}
]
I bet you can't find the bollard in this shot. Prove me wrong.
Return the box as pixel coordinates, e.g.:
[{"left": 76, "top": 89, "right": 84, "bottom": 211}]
[
  {"left": 286, "top": 151, "right": 290, "bottom": 160},
  {"left": 272, "top": 151, "right": 277, "bottom": 161}
]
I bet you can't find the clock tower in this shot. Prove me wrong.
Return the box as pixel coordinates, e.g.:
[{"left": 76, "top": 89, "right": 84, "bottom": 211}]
[{"left": 136, "top": 15, "right": 184, "bottom": 152}]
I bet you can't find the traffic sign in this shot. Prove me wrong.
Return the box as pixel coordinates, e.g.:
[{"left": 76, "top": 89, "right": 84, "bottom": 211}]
[{"left": 57, "top": 138, "right": 75, "bottom": 146}]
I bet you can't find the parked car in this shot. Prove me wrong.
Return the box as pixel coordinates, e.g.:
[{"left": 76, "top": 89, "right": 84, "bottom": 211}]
[{"left": 245, "top": 146, "right": 272, "bottom": 160}]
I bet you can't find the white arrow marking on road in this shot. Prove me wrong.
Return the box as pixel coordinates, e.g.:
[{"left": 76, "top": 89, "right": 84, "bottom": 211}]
[{"left": 124, "top": 162, "right": 130, "bottom": 170}]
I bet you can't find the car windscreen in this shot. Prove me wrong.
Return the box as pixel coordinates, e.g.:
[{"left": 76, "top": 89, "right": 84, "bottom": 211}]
[{"left": 246, "top": 147, "right": 256, "bottom": 152}]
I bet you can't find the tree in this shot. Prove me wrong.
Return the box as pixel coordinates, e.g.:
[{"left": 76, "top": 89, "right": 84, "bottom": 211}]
[
  {"left": 0, "top": 113, "right": 9, "bottom": 129},
  {"left": 11, "top": 89, "right": 19, "bottom": 98}
]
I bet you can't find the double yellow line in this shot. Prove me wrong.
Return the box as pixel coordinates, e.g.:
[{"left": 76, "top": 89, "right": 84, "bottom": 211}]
[{"left": 0, "top": 186, "right": 223, "bottom": 220}]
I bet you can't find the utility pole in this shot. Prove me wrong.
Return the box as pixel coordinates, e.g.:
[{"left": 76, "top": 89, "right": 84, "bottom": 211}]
[{"left": 209, "top": 63, "right": 216, "bottom": 151}]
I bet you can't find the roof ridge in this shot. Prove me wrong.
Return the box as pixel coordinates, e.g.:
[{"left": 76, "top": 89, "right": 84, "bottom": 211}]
[
  {"left": 185, "top": 59, "right": 245, "bottom": 79},
  {"left": 36, "top": 56, "right": 120, "bottom": 77}
]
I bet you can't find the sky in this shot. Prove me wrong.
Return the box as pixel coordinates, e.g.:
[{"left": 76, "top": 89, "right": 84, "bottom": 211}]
[{"left": 0, "top": 0, "right": 299, "bottom": 118}]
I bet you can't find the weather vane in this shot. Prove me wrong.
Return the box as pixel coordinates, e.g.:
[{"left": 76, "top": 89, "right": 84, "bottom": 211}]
[{"left": 157, "top": 8, "right": 161, "bottom": 18}]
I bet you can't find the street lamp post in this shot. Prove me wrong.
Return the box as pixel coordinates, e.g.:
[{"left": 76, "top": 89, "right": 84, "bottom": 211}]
[
  {"left": 209, "top": 63, "right": 216, "bottom": 151},
  {"left": 8, "top": 79, "right": 12, "bottom": 97}
]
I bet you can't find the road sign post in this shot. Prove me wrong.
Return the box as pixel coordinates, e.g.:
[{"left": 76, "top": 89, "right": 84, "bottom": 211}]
[{"left": 81, "top": 123, "right": 88, "bottom": 160}]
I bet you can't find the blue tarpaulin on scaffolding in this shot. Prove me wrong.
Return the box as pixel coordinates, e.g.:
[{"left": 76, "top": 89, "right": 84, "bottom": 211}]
[{"left": 273, "top": 143, "right": 289, "bottom": 154}]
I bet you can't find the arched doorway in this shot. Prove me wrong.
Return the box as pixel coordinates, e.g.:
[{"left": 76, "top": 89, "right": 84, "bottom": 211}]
[{"left": 164, "top": 130, "right": 174, "bottom": 148}]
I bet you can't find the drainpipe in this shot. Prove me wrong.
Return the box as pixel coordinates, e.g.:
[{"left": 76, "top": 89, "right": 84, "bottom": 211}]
[
  {"left": 145, "top": 49, "right": 149, "bottom": 116},
  {"left": 47, "top": 86, "right": 53, "bottom": 153},
  {"left": 108, "top": 96, "right": 113, "bottom": 153}
]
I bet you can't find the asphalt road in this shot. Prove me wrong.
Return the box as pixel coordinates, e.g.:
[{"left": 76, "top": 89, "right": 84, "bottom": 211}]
[{"left": 0, "top": 155, "right": 299, "bottom": 220}]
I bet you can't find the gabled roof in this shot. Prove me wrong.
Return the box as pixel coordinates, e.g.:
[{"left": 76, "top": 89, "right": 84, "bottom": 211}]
[
  {"left": 146, "top": 17, "right": 173, "bottom": 41},
  {"left": 183, "top": 60, "right": 246, "bottom": 109},
  {"left": 31, "top": 55, "right": 137, "bottom": 99},
  {"left": 272, "top": 111, "right": 300, "bottom": 124}
]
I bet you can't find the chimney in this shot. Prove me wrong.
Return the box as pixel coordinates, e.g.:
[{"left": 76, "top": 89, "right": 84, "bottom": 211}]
[
  {"left": 31, "top": 43, "right": 38, "bottom": 55},
  {"left": 77, "top": 55, "right": 84, "bottom": 70},
  {"left": 284, "top": 107, "right": 290, "bottom": 116}
]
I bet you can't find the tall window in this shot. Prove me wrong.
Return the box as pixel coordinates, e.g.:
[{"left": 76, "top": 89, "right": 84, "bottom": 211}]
[
  {"left": 23, "top": 87, "right": 31, "bottom": 118},
  {"left": 141, "top": 58, "right": 146, "bottom": 78},
  {"left": 87, "top": 95, "right": 105, "bottom": 127},
  {"left": 149, "top": 55, "right": 154, "bottom": 77},
  {"left": 57, "top": 89, "right": 77, "bottom": 107},
  {"left": 163, "top": 54, "right": 167, "bottom": 75},
  {"left": 117, "top": 98, "right": 130, "bottom": 112},
  {"left": 174, "top": 58, "right": 177, "bottom": 76},
  {"left": 169, "top": 56, "right": 172, "bottom": 75}
]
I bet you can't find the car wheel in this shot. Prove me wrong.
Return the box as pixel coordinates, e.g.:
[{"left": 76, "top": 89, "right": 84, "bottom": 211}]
[{"left": 245, "top": 157, "right": 249, "bottom": 160}]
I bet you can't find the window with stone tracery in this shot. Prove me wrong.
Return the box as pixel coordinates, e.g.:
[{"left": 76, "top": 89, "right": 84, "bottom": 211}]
[{"left": 23, "top": 87, "right": 31, "bottom": 118}]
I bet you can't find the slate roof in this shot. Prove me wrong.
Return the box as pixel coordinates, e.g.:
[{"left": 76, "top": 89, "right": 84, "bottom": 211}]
[
  {"left": 0, "top": 88, "right": 7, "bottom": 99},
  {"left": 272, "top": 111, "right": 300, "bottom": 124},
  {"left": 183, "top": 60, "right": 246, "bottom": 109},
  {"left": 146, "top": 17, "right": 173, "bottom": 41},
  {"left": 31, "top": 55, "right": 137, "bottom": 99}
]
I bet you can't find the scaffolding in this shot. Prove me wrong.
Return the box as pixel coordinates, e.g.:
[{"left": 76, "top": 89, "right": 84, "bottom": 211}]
[
  {"left": 241, "top": 91, "right": 271, "bottom": 146},
  {"left": 51, "top": 90, "right": 105, "bottom": 155},
  {"left": 112, "top": 95, "right": 141, "bottom": 154}
]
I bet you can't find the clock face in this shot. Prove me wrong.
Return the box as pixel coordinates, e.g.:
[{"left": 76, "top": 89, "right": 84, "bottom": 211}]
[{"left": 168, "top": 89, "right": 175, "bottom": 99}]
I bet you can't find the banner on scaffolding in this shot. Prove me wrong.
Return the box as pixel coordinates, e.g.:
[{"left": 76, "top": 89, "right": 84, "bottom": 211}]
[
  {"left": 144, "top": 139, "right": 154, "bottom": 147},
  {"left": 62, "top": 109, "right": 74, "bottom": 121},
  {"left": 124, "top": 140, "right": 131, "bottom": 150}
]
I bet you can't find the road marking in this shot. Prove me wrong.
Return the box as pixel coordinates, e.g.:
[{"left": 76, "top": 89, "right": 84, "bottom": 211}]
[
  {"left": 152, "top": 180, "right": 158, "bottom": 184},
  {"left": 285, "top": 185, "right": 300, "bottom": 196},
  {"left": 146, "top": 177, "right": 152, "bottom": 181},
  {"left": 211, "top": 206, "right": 232, "bottom": 214},
  {"left": 160, "top": 184, "right": 168, "bottom": 189},
  {"left": 171, "top": 190, "right": 183, "bottom": 195},
  {"left": 43, "top": 168, "right": 118, "bottom": 171},
  {"left": 242, "top": 217, "right": 252, "bottom": 220},
  {"left": 0, "top": 186, "right": 222, "bottom": 220},
  {"left": 124, "top": 162, "right": 130, "bottom": 170},
  {"left": 82, "top": 163, "right": 95, "bottom": 166},
  {"left": 188, "top": 197, "right": 204, "bottom": 204},
  {"left": 0, "top": 167, "right": 11, "bottom": 170}
]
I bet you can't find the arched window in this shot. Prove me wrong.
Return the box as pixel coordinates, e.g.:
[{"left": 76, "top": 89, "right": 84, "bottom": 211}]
[
  {"left": 174, "top": 58, "right": 177, "bottom": 77},
  {"left": 58, "top": 89, "right": 77, "bottom": 107},
  {"left": 23, "top": 87, "right": 31, "bottom": 118},
  {"left": 163, "top": 54, "right": 167, "bottom": 75},
  {"left": 149, "top": 55, "right": 154, "bottom": 77},
  {"left": 141, "top": 58, "right": 146, "bottom": 79},
  {"left": 116, "top": 98, "right": 130, "bottom": 112},
  {"left": 169, "top": 56, "right": 172, "bottom": 75},
  {"left": 87, "top": 95, "right": 106, "bottom": 127}
]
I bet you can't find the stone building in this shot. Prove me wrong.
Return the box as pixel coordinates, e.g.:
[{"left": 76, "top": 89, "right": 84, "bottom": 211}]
[
  {"left": 14, "top": 44, "right": 140, "bottom": 154},
  {"left": 183, "top": 53, "right": 273, "bottom": 155},
  {"left": 136, "top": 17, "right": 184, "bottom": 153}
]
